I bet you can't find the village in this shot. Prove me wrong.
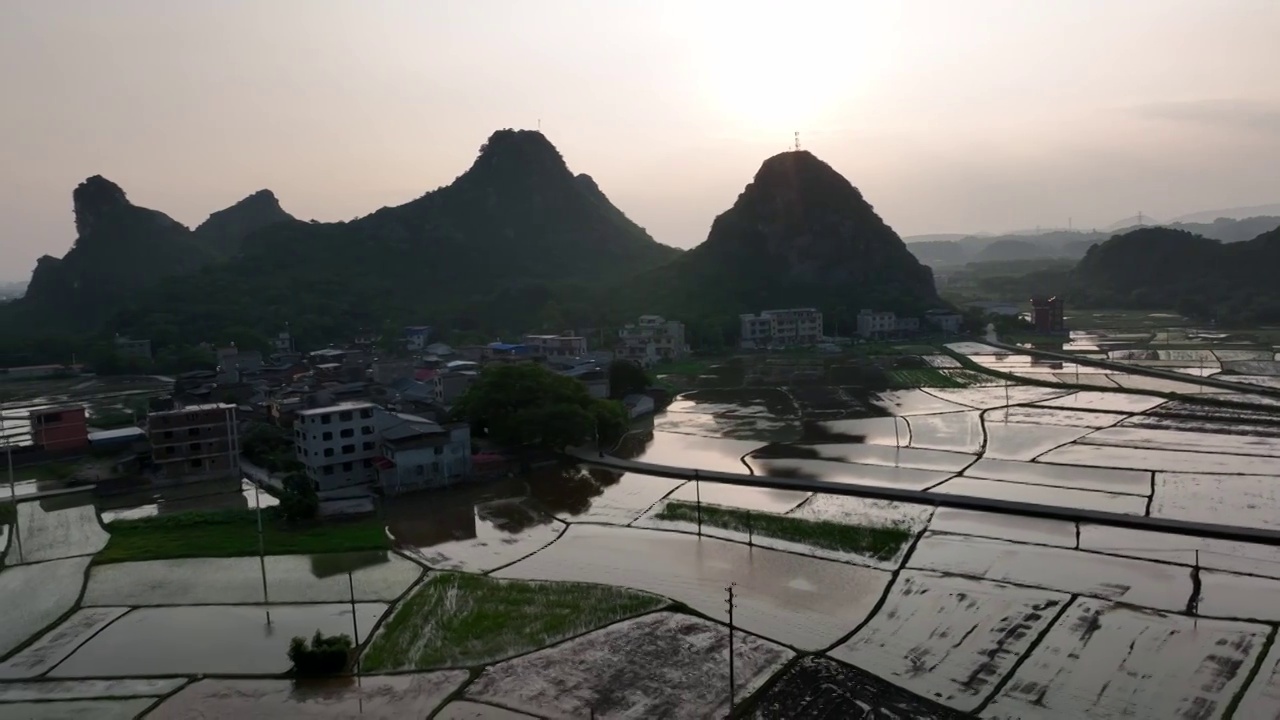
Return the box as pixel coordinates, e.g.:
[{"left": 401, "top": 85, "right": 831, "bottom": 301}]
[{"left": 0, "top": 305, "right": 970, "bottom": 514}]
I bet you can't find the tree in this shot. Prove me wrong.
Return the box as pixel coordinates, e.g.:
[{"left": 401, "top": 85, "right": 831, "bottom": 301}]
[
  {"left": 278, "top": 472, "right": 319, "bottom": 522},
  {"left": 608, "top": 360, "right": 650, "bottom": 399},
  {"left": 288, "top": 630, "right": 353, "bottom": 675},
  {"left": 454, "top": 363, "right": 630, "bottom": 450}
]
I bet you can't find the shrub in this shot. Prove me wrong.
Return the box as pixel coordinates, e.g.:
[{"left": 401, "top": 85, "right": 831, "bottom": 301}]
[
  {"left": 288, "top": 630, "right": 353, "bottom": 675},
  {"left": 278, "top": 472, "right": 319, "bottom": 522}
]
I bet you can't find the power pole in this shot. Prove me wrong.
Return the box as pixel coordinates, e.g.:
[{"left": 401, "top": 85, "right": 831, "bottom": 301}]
[
  {"left": 725, "top": 583, "right": 737, "bottom": 714},
  {"left": 794, "top": 131, "right": 800, "bottom": 151}
]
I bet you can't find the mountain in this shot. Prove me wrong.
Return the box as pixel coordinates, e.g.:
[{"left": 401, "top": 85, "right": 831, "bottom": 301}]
[
  {"left": 910, "top": 215, "right": 1280, "bottom": 270},
  {"left": 193, "top": 189, "right": 295, "bottom": 256},
  {"left": 625, "top": 150, "right": 940, "bottom": 320},
  {"left": 904, "top": 233, "right": 969, "bottom": 243},
  {"left": 1069, "top": 226, "right": 1280, "bottom": 321},
  {"left": 102, "top": 129, "right": 680, "bottom": 348},
  {"left": 1172, "top": 203, "right": 1280, "bottom": 224},
  {"left": 12, "top": 176, "right": 215, "bottom": 329}
]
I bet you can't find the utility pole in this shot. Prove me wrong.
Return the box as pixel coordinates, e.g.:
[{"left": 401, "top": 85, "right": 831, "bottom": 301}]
[
  {"left": 694, "top": 470, "right": 703, "bottom": 536},
  {"left": 725, "top": 583, "right": 737, "bottom": 714},
  {"left": 3, "top": 413, "right": 20, "bottom": 564}
]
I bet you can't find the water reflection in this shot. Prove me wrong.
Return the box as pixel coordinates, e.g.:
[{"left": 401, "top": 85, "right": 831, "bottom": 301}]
[{"left": 98, "top": 478, "right": 278, "bottom": 523}]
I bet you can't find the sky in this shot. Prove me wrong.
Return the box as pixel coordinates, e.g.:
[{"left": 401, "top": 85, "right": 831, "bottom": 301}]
[{"left": 2, "top": 0, "right": 1279, "bottom": 279}]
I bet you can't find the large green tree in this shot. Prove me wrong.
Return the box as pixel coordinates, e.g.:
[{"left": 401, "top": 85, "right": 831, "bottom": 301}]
[
  {"left": 608, "top": 359, "right": 650, "bottom": 399},
  {"left": 454, "top": 363, "right": 629, "bottom": 450}
]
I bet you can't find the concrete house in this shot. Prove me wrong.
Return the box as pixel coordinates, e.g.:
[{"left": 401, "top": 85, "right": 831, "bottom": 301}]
[
  {"left": 617, "top": 315, "right": 687, "bottom": 366},
  {"left": 374, "top": 414, "right": 472, "bottom": 495},
  {"left": 148, "top": 403, "right": 236, "bottom": 483},
  {"left": 294, "top": 402, "right": 381, "bottom": 494},
  {"left": 740, "top": 308, "right": 824, "bottom": 348}
]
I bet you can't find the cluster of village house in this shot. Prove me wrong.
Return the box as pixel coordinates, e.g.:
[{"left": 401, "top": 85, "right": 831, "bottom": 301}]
[
  {"left": 5, "top": 315, "right": 693, "bottom": 500},
  {"left": 4, "top": 305, "right": 976, "bottom": 501},
  {"left": 738, "top": 307, "right": 963, "bottom": 348}
]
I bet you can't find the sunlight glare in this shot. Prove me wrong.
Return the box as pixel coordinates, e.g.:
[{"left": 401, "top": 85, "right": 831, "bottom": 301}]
[{"left": 685, "top": 3, "right": 898, "bottom": 138}]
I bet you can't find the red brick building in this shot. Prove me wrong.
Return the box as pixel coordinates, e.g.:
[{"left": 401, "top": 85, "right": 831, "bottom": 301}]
[
  {"left": 1030, "top": 297, "right": 1066, "bottom": 334},
  {"left": 29, "top": 405, "right": 89, "bottom": 452}
]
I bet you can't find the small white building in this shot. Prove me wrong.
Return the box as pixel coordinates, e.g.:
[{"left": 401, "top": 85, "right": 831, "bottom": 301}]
[
  {"left": 617, "top": 315, "right": 687, "bottom": 366},
  {"left": 856, "top": 309, "right": 921, "bottom": 339},
  {"left": 739, "top": 308, "right": 823, "bottom": 348},
  {"left": 523, "top": 333, "right": 588, "bottom": 359},
  {"left": 294, "top": 402, "right": 382, "bottom": 494},
  {"left": 925, "top": 309, "right": 964, "bottom": 334},
  {"left": 404, "top": 326, "right": 432, "bottom": 352},
  {"left": 375, "top": 414, "right": 472, "bottom": 495}
]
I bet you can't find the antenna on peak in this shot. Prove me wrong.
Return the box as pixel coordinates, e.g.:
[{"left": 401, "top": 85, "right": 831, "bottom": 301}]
[
  {"left": 537, "top": 118, "right": 542, "bottom": 131},
  {"left": 794, "top": 132, "right": 801, "bottom": 151}
]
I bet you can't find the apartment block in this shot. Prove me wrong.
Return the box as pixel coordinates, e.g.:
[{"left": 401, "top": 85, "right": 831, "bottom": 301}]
[
  {"left": 148, "top": 403, "right": 236, "bottom": 482},
  {"left": 523, "top": 333, "right": 588, "bottom": 359},
  {"left": 294, "top": 402, "right": 381, "bottom": 494},
  {"left": 739, "top": 308, "right": 824, "bottom": 348},
  {"left": 617, "top": 315, "right": 687, "bottom": 366}
]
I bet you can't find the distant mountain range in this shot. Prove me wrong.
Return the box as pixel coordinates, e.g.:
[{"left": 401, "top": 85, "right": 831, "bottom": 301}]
[
  {"left": 0, "top": 131, "right": 941, "bottom": 359},
  {"left": 904, "top": 215, "right": 1280, "bottom": 269}
]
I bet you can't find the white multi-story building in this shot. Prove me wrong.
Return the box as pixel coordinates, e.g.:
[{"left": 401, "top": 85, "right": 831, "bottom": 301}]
[
  {"left": 294, "top": 402, "right": 473, "bottom": 495},
  {"left": 739, "top": 308, "right": 823, "bottom": 348},
  {"left": 523, "top": 333, "right": 588, "bottom": 359},
  {"left": 857, "top": 309, "right": 922, "bottom": 339},
  {"left": 294, "top": 402, "right": 382, "bottom": 494},
  {"left": 617, "top": 315, "right": 687, "bottom": 366}
]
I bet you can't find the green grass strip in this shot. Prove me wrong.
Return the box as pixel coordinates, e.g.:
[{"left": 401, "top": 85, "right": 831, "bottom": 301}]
[
  {"left": 95, "top": 508, "right": 390, "bottom": 564},
  {"left": 656, "top": 500, "right": 911, "bottom": 560},
  {"left": 361, "top": 573, "right": 666, "bottom": 671}
]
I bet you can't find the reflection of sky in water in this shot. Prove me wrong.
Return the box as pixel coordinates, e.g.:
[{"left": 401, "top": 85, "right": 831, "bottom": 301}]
[{"left": 99, "top": 479, "right": 278, "bottom": 523}]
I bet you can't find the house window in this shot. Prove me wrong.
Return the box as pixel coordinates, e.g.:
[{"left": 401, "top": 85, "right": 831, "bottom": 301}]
[
  {"left": 360, "top": 409, "right": 374, "bottom": 419},
  {"left": 414, "top": 465, "right": 424, "bottom": 476},
  {"left": 362, "top": 458, "right": 373, "bottom": 468},
  {"left": 321, "top": 415, "right": 332, "bottom": 424},
  {"left": 162, "top": 431, "right": 173, "bottom": 440},
  {"left": 341, "top": 444, "right": 355, "bottom": 454},
  {"left": 189, "top": 459, "right": 202, "bottom": 469},
  {"left": 340, "top": 428, "right": 354, "bottom": 438},
  {"left": 322, "top": 431, "right": 333, "bottom": 441},
  {"left": 323, "top": 466, "right": 334, "bottom": 476},
  {"left": 362, "top": 441, "right": 375, "bottom": 451},
  {"left": 188, "top": 428, "right": 200, "bottom": 437},
  {"left": 188, "top": 442, "right": 201, "bottom": 452},
  {"left": 433, "top": 446, "right": 443, "bottom": 455},
  {"left": 361, "top": 425, "right": 374, "bottom": 435},
  {"left": 342, "top": 461, "right": 353, "bottom": 471},
  {"left": 323, "top": 448, "right": 334, "bottom": 458},
  {"left": 338, "top": 411, "right": 353, "bottom": 422}
]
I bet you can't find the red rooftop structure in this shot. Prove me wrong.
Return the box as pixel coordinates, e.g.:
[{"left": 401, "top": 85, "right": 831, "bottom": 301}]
[{"left": 29, "top": 405, "right": 89, "bottom": 453}]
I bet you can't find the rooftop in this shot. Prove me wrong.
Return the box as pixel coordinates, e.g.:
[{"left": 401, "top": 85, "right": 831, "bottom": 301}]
[
  {"left": 152, "top": 403, "right": 235, "bottom": 415},
  {"left": 296, "top": 401, "right": 377, "bottom": 417}
]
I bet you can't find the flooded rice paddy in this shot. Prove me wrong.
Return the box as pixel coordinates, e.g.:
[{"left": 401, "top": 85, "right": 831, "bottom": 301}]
[
  {"left": 49, "top": 603, "right": 387, "bottom": 677},
  {"left": 466, "top": 612, "right": 792, "bottom": 719},
  {"left": 5, "top": 360, "right": 1280, "bottom": 716},
  {"left": 145, "top": 672, "right": 471, "bottom": 719},
  {"left": 494, "top": 524, "right": 891, "bottom": 650},
  {"left": 83, "top": 552, "right": 421, "bottom": 606}
]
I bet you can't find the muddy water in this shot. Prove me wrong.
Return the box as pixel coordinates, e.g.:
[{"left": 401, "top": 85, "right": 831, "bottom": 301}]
[
  {"left": 50, "top": 603, "right": 388, "bottom": 676},
  {"left": 0, "top": 555, "right": 91, "bottom": 657},
  {"left": 495, "top": 524, "right": 891, "bottom": 650},
  {"left": 9, "top": 499, "right": 108, "bottom": 564},
  {"left": 982, "top": 422, "right": 1092, "bottom": 461},
  {"left": 145, "top": 672, "right": 470, "bottom": 720},
  {"left": 83, "top": 552, "right": 421, "bottom": 606}
]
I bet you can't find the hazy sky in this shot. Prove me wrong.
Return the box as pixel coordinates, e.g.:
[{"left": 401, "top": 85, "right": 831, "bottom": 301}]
[{"left": 3, "top": 0, "right": 1279, "bottom": 279}]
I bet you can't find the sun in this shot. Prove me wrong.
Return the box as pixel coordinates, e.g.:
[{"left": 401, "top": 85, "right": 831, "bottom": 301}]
[{"left": 684, "top": 4, "right": 897, "bottom": 137}]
